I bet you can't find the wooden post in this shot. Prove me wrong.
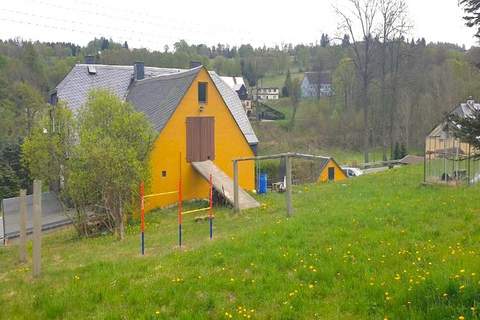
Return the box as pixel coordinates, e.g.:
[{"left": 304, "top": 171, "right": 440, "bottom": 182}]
[
  {"left": 19, "top": 189, "right": 27, "bottom": 263},
  {"left": 32, "top": 180, "right": 42, "bottom": 277},
  {"left": 285, "top": 155, "right": 293, "bottom": 217},
  {"left": 233, "top": 160, "right": 239, "bottom": 213}
]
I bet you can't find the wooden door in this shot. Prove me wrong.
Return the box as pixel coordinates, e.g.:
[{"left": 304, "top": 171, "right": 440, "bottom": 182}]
[{"left": 186, "top": 117, "right": 215, "bottom": 162}]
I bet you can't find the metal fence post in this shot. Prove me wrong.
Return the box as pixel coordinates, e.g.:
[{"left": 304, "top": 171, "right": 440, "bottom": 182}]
[
  {"left": 1, "top": 199, "right": 5, "bottom": 246},
  {"left": 19, "top": 189, "right": 27, "bottom": 263},
  {"left": 32, "top": 180, "right": 42, "bottom": 277},
  {"left": 233, "top": 160, "right": 239, "bottom": 213},
  {"left": 285, "top": 155, "right": 293, "bottom": 217}
]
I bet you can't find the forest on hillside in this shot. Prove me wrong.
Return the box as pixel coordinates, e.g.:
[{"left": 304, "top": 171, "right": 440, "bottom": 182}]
[{"left": 1, "top": 27, "right": 480, "bottom": 198}]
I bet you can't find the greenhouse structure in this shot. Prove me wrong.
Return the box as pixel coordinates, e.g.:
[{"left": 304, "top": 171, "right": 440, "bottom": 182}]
[{"left": 425, "top": 99, "right": 480, "bottom": 185}]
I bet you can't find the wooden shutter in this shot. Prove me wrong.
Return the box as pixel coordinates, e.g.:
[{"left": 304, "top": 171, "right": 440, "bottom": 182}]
[{"left": 186, "top": 117, "right": 214, "bottom": 162}]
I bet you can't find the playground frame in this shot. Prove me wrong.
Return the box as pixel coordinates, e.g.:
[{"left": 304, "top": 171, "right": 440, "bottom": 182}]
[
  {"left": 233, "top": 152, "right": 334, "bottom": 216},
  {"left": 139, "top": 172, "right": 214, "bottom": 255}
]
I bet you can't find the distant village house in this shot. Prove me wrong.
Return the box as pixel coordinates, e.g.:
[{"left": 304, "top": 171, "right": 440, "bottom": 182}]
[
  {"left": 219, "top": 76, "right": 253, "bottom": 115},
  {"left": 255, "top": 87, "right": 280, "bottom": 101},
  {"left": 301, "top": 71, "right": 333, "bottom": 98}
]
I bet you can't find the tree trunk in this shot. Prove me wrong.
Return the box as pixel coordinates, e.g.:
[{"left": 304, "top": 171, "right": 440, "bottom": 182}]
[
  {"left": 290, "top": 102, "right": 298, "bottom": 131},
  {"left": 381, "top": 41, "right": 388, "bottom": 161},
  {"left": 363, "top": 76, "right": 370, "bottom": 164},
  {"left": 117, "top": 198, "right": 125, "bottom": 240}
]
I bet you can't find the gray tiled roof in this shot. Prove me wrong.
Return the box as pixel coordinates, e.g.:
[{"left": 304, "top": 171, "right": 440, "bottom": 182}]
[
  {"left": 304, "top": 71, "right": 331, "bottom": 85},
  {"left": 429, "top": 100, "right": 480, "bottom": 137},
  {"left": 210, "top": 72, "right": 258, "bottom": 144},
  {"left": 56, "top": 64, "right": 181, "bottom": 112},
  {"left": 55, "top": 64, "right": 258, "bottom": 145},
  {"left": 126, "top": 67, "right": 201, "bottom": 132}
]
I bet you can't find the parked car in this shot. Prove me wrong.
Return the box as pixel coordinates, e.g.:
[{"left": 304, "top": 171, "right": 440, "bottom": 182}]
[{"left": 342, "top": 167, "right": 364, "bottom": 178}]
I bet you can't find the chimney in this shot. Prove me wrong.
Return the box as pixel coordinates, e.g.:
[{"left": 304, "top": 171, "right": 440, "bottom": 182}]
[
  {"left": 134, "top": 61, "right": 145, "bottom": 80},
  {"left": 190, "top": 61, "right": 202, "bottom": 69},
  {"left": 467, "top": 96, "right": 475, "bottom": 107},
  {"left": 84, "top": 55, "right": 95, "bottom": 64}
]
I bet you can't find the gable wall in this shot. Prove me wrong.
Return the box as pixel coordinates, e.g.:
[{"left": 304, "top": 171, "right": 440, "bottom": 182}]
[
  {"left": 145, "top": 68, "right": 255, "bottom": 211},
  {"left": 317, "top": 159, "right": 348, "bottom": 183}
]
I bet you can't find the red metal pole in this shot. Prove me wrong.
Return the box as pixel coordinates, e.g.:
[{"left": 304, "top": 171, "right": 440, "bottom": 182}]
[
  {"left": 209, "top": 173, "right": 213, "bottom": 239},
  {"left": 209, "top": 174, "right": 213, "bottom": 214},
  {"left": 140, "top": 181, "right": 145, "bottom": 255},
  {"left": 178, "top": 153, "right": 183, "bottom": 247}
]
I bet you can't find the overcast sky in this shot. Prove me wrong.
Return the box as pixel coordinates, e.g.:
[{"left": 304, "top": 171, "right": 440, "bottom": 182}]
[{"left": 0, "top": 0, "right": 477, "bottom": 50}]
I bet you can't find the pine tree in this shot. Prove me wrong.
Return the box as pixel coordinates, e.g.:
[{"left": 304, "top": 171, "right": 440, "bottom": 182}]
[
  {"left": 393, "top": 142, "right": 400, "bottom": 160},
  {"left": 448, "top": 108, "right": 480, "bottom": 154},
  {"left": 400, "top": 143, "right": 407, "bottom": 159},
  {"left": 461, "top": 0, "right": 480, "bottom": 38},
  {"left": 321, "top": 34, "right": 330, "bottom": 48},
  {"left": 283, "top": 69, "right": 292, "bottom": 97},
  {"left": 341, "top": 34, "right": 350, "bottom": 48}
]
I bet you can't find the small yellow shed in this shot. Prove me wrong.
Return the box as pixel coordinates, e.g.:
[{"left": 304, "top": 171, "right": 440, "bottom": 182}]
[{"left": 317, "top": 158, "right": 348, "bottom": 183}]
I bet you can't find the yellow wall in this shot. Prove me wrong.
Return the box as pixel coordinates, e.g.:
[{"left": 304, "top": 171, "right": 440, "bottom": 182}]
[
  {"left": 317, "top": 159, "right": 348, "bottom": 183},
  {"left": 145, "top": 68, "right": 255, "bottom": 211}
]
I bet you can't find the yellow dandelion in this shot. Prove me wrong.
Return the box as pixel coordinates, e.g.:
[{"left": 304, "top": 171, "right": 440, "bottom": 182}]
[{"left": 458, "top": 316, "right": 465, "bottom": 320}]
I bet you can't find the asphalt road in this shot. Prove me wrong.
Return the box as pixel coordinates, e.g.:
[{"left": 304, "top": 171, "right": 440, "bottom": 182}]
[{"left": 1, "top": 192, "right": 71, "bottom": 242}]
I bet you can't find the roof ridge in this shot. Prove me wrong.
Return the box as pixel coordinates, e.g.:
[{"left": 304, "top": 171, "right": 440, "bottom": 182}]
[
  {"left": 75, "top": 63, "right": 184, "bottom": 72},
  {"left": 133, "top": 67, "right": 202, "bottom": 85}
]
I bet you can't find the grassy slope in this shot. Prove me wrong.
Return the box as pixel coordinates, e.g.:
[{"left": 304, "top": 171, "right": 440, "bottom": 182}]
[
  {"left": 258, "top": 72, "right": 303, "bottom": 89},
  {"left": 253, "top": 98, "right": 385, "bottom": 164},
  {"left": 1, "top": 166, "right": 480, "bottom": 319}
]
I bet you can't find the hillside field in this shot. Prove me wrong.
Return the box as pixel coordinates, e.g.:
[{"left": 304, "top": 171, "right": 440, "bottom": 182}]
[{"left": 0, "top": 165, "right": 479, "bottom": 319}]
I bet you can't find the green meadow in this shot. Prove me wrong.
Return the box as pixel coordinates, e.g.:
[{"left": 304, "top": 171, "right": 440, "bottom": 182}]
[{"left": 0, "top": 165, "right": 479, "bottom": 319}]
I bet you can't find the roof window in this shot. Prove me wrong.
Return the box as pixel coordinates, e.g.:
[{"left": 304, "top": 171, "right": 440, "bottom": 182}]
[{"left": 87, "top": 65, "right": 97, "bottom": 75}]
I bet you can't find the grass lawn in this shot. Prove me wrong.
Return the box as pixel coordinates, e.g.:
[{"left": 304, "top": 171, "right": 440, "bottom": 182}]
[{"left": 1, "top": 165, "right": 479, "bottom": 319}]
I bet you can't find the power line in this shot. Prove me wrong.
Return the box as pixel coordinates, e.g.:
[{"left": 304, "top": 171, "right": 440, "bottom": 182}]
[
  {"left": 0, "top": 8, "right": 181, "bottom": 45},
  {"left": 27, "top": 0, "right": 255, "bottom": 45}
]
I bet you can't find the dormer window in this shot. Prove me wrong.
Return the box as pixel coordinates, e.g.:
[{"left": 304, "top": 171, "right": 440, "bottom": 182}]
[
  {"left": 87, "top": 65, "right": 97, "bottom": 75},
  {"left": 198, "top": 82, "right": 207, "bottom": 104}
]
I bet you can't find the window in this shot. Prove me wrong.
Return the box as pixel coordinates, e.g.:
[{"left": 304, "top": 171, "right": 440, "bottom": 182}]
[{"left": 198, "top": 82, "right": 208, "bottom": 104}]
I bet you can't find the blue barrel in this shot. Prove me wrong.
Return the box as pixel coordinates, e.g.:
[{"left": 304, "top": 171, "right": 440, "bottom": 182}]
[{"left": 258, "top": 173, "right": 268, "bottom": 194}]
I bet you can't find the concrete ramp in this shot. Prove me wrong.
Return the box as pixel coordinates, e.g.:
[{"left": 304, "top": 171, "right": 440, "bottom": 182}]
[{"left": 191, "top": 161, "right": 260, "bottom": 210}]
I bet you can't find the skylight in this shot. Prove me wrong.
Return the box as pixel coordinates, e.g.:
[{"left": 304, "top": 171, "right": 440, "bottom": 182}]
[{"left": 87, "top": 65, "right": 96, "bottom": 75}]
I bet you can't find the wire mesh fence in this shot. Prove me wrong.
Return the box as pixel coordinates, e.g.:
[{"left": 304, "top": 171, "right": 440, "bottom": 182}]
[{"left": 425, "top": 136, "right": 480, "bottom": 185}]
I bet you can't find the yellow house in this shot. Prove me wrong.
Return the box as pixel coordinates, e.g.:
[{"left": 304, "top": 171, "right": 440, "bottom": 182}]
[
  {"left": 52, "top": 61, "right": 259, "bottom": 211},
  {"left": 316, "top": 158, "right": 348, "bottom": 183}
]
